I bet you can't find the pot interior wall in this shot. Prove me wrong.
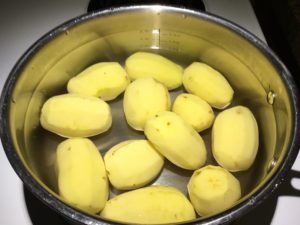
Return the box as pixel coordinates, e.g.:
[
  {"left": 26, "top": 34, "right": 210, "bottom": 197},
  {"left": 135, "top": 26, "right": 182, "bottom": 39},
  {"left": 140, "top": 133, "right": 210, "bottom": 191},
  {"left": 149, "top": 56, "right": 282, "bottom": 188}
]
[{"left": 8, "top": 7, "right": 292, "bottom": 220}]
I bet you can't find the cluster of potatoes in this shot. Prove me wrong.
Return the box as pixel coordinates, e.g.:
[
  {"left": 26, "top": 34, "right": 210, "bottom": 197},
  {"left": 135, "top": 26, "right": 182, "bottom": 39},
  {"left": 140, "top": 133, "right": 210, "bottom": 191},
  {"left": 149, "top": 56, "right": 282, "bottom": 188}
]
[{"left": 40, "top": 52, "right": 259, "bottom": 224}]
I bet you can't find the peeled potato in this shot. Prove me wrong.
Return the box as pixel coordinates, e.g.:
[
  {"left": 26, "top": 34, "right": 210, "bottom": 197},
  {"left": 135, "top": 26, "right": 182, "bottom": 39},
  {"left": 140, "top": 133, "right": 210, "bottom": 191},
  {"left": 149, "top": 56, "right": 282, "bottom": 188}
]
[
  {"left": 144, "top": 111, "right": 207, "bottom": 170},
  {"left": 123, "top": 77, "right": 171, "bottom": 131},
  {"left": 172, "top": 93, "right": 215, "bottom": 132},
  {"left": 40, "top": 93, "right": 112, "bottom": 137},
  {"left": 56, "top": 138, "right": 109, "bottom": 213},
  {"left": 67, "top": 62, "right": 129, "bottom": 101},
  {"left": 100, "top": 186, "right": 196, "bottom": 224},
  {"left": 212, "top": 106, "right": 259, "bottom": 171},
  {"left": 188, "top": 165, "right": 241, "bottom": 216},
  {"left": 183, "top": 62, "right": 234, "bottom": 109},
  {"left": 125, "top": 52, "right": 183, "bottom": 90},
  {"left": 104, "top": 140, "right": 164, "bottom": 190}
]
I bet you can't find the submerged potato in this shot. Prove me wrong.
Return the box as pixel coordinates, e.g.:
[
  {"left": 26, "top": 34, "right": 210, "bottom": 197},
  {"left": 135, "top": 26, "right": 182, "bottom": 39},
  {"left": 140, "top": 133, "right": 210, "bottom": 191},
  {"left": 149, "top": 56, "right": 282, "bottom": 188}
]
[
  {"left": 188, "top": 165, "right": 241, "bottom": 216},
  {"left": 123, "top": 77, "right": 171, "bottom": 131},
  {"left": 125, "top": 52, "right": 183, "bottom": 90},
  {"left": 56, "top": 138, "right": 109, "bottom": 213},
  {"left": 104, "top": 140, "right": 164, "bottom": 190},
  {"left": 183, "top": 62, "right": 234, "bottom": 109},
  {"left": 172, "top": 93, "right": 215, "bottom": 132},
  {"left": 100, "top": 186, "right": 196, "bottom": 224},
  {"left": 144, "top": 111, "right": 207, "bottom": 170},
  {"left": 67, "top": 62, "right": 129, "bottom": 101},
  {"left": 40, "top": 94, "right": 112, "bottom": 137},
  {"left": 212, "top": 106, "right": 259, "bottom": 171}
]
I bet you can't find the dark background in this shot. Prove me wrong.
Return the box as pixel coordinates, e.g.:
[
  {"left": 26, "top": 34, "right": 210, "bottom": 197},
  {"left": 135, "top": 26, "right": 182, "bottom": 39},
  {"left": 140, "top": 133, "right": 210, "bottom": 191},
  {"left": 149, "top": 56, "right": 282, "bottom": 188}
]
[{"left": 250, "top": 0, "right": 300, "bottom": 87}]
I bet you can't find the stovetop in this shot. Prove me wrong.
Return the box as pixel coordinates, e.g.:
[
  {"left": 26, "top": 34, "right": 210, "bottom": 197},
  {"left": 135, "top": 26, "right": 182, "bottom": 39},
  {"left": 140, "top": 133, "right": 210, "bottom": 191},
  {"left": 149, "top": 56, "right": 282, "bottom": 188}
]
[{"left": 0, "top": 0, "right": 299, "bottom": 225}]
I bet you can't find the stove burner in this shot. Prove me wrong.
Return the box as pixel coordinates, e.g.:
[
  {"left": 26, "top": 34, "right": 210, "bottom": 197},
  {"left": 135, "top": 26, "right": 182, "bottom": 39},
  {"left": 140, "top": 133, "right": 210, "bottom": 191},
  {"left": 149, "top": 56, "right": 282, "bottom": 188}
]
[{"left": 87, "top": 0, "right": 205, "bottom": 12}]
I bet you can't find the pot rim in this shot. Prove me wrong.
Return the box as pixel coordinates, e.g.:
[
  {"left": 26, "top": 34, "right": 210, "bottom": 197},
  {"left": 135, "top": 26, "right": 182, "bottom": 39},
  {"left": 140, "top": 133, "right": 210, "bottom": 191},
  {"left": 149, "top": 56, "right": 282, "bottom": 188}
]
[{"left": 0, "top": 5, "right": 299, "bottom": 225}]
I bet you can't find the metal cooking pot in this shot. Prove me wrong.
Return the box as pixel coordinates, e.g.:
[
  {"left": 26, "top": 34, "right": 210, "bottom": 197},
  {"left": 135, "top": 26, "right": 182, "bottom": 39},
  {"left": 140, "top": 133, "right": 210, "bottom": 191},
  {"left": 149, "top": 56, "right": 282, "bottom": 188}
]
[{"left": 0, "top": 5, "right": 299, "bottom": 225}]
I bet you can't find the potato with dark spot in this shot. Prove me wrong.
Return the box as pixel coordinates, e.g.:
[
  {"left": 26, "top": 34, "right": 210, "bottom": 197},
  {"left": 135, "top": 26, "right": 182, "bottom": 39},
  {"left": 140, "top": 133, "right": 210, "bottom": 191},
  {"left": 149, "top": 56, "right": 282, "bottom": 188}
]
[
  {"left": 188, "top": 165, "right": 241, "bottom": 216},
  {"left": 123, "top": 77, "right": 171, "bottom": 131},
  {"left": 144, "top": 111, "right": 207, "bottom": 170}
]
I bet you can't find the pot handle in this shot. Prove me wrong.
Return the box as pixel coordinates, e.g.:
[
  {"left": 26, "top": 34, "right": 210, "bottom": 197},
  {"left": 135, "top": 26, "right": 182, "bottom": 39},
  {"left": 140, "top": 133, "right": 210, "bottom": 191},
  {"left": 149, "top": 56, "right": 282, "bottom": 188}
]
[
  {"left": 87, "top": 0, "right": 205, "bottom": 12},
  {"left": 277, "top": 169, "right": 300, "bottom": 197}
]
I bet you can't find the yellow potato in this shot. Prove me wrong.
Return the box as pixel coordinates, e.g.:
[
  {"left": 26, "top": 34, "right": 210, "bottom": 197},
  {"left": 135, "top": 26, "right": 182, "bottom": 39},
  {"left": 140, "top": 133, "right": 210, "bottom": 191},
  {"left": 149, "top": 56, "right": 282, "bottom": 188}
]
[
  {"left": 188, "top": 165, "right": 241, "bottom": 216},
  {"left": 56, "top": 138, "right": 109, "bottom": 213},
  {"left": 172, "top": 93, "right": 215, "bottom": 132},
  {"left": 104, "top": 140, "right": 164, "bottom": 190},
  {"left": 212, "top": 106, "right": 259, "bottom": 171},
  {"left": 183, "top": 62, "right": 234, "bottom": 109},
  {"left": 40, "top": 93, "right": 112, "bottom": 137},
  {"left": 144, "top": 111, "right": 207, "bottom": 170},
  {"left": 67, "top": 62, "right": 129, "bottom": 101},
  {"left": 123, "top": 77, "right": 171, "bottom": 131},
  {"left": 125, "top": 52, "right": 183, "bottom": 90},
  {"left": 100, "top": 186, "right": 196, "bottom": 224}
]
